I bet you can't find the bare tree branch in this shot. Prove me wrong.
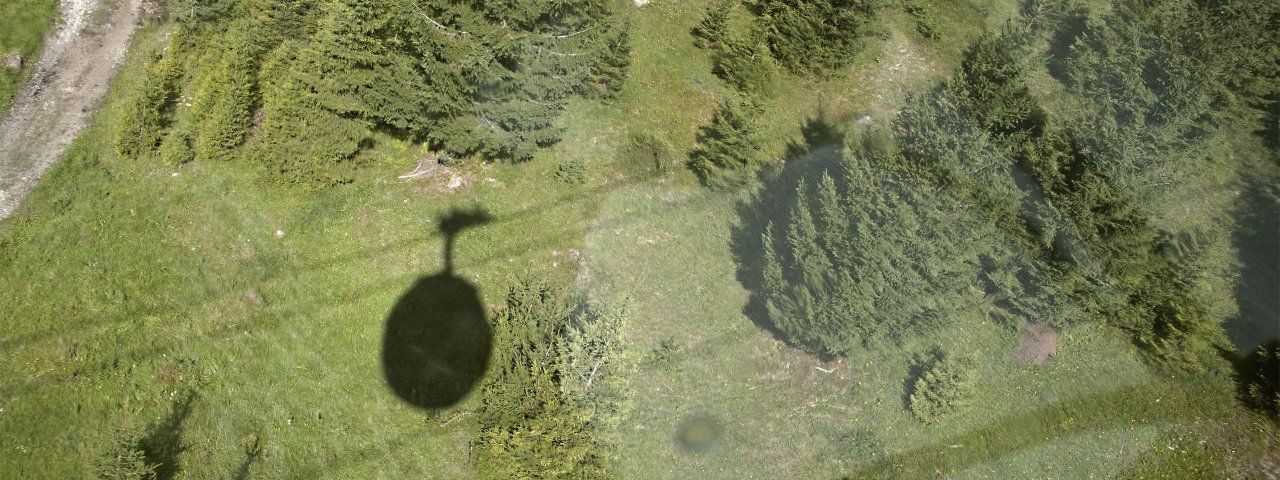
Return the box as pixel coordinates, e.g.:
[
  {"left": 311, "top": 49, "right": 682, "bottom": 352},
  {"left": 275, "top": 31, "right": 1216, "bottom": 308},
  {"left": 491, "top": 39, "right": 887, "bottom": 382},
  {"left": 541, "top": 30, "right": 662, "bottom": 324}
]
[{"left": 545, "top": 25, "right": 598, "bottom": 39}]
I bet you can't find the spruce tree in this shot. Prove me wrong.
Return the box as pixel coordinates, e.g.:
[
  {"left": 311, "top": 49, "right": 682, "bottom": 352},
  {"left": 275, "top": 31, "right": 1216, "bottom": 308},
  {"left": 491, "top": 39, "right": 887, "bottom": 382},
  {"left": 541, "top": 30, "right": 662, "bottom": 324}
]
[
  {"left": 744, "top": 0, "right": 881, "bottom": 74},
  {"left": 691, "top": 0, "right": 732, "bottom": 49},
  {"left": 113, "top": 35, "right": 182, "bottom": 160},
  {"left": 814, "top": 170, "right": 850, "bottom": 262},
  {"left": 711, "top": 32, "right": 777, "bottom": 95},
  {"left": 687, "top": 100, "right": 766, "bottom": 187},
  {"left": 474, "top": 279, "right": 630, "bottom": 479},
  {"left": 192, "top": 56, "right": 254, "bottom": 162},
  {"left": 951, "top": 37, "right": 1045, "bottom": 143},
  {"left": 909, "top": 352, "right": 978, "bottom": 423},
  {"left": 1062, "top": 0, "right": 1225, "bottom": 207},
  {"left": 138, "top": 0, "right": 631, "bottom": 182},
  {"left": 761, "top": 222, "right": 785, "bottom": 298}
]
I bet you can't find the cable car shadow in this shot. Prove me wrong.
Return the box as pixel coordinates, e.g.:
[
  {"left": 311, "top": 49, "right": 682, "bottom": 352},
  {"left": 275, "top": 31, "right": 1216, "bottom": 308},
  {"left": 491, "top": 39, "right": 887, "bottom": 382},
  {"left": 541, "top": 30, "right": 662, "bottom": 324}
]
[{"left": 382, "top": 207, "right": 493, "bottom": 409}]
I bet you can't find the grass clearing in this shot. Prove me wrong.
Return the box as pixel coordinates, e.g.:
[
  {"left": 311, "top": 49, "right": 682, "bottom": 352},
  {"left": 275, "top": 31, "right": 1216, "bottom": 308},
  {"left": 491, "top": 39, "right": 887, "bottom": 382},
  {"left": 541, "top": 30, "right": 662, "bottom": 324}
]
[
  {"left": 0, "top": 4, "right": 689, "bottom": 475},
  {"left": 0, "top": 29, "right": 606, "bottom": 477}
]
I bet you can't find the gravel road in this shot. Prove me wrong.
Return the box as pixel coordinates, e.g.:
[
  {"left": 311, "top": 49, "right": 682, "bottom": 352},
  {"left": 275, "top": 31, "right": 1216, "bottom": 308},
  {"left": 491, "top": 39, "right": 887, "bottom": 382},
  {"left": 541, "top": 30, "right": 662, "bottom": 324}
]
[{"left": 0, "top": 0, "right": 140, "bottom": 219}]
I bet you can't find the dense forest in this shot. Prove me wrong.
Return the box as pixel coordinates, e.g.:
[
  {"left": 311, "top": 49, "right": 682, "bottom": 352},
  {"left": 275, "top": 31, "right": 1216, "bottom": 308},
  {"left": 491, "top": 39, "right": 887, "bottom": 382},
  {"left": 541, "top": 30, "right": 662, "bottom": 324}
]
[
  {"left": 115, "top": 0, "right": 630, "bottom": 183},
  {"left": 0, "top": 0, "right": 1277, "bottom": 477}
]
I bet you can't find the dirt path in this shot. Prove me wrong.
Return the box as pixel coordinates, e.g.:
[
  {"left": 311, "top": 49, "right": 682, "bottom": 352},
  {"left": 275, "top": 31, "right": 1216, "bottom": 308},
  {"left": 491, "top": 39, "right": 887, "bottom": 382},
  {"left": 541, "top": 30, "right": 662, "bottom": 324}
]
[{"left": 0, "top": 0, "right": 141, "bottom": 219}]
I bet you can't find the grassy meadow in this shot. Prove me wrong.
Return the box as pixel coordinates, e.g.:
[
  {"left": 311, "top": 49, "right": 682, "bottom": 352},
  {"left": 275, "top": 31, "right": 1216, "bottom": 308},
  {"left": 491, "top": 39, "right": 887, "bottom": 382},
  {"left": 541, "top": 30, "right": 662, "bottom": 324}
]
[{"left": 0, "top": 0, "right": 1276, "bottom": 478}]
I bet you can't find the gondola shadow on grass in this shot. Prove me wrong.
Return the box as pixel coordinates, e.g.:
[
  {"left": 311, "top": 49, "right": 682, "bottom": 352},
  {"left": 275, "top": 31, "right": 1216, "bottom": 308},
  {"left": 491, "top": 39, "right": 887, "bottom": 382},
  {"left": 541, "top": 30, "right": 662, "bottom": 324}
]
[{"left": 382, "top": 207, "right": 493, "bottom": 409}]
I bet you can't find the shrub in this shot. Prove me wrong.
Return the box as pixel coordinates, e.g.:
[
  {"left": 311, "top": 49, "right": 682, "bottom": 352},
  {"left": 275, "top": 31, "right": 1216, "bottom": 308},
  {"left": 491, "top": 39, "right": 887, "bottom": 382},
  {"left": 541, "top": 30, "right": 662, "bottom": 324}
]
[
  {"left": 904, "top": 2, "right": 941, "bottom": 40},
  {"left": 474, "top": 279, "right": 632, "bottom": 479},
  {"left": 687, "top": 100, "right": 766, "bottom": 188},
  {"left": 691, "top": 0, "right": 732, "bottom": 49},
  {"left": 908, "top": 351, "right": 978, "bottom": 423},
  {"left": 135, "top": 0, "right": 633, "bottom": 183},
  {"left": 711, "top": 33, "right": 777, "bottom": 95},
  {"left": 94, "top": 423, "right": 153, "bottom": 480},
  {"left": 158, "top": 123, "right": 195, "bottom": 166},
  {"left": 1238, "top": 342, "right": 1280, "bottom": 419},
  {"left": 192, "top": 58, "right": 254, "bottom": 162},
  {"left": 554, "top": 157, "right": 588, "bottom": 184},
  {"left": 745, "top": 0, "right": 883, "bottom": 74}
]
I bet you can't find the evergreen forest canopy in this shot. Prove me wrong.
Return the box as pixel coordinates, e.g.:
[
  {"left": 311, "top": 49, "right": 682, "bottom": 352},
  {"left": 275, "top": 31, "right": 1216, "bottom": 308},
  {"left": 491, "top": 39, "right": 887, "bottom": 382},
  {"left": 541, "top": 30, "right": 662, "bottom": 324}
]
[
  {"left": 741, "top": 0, "right": 1278, "bottom": 371},
  {"left": 114, "top": 0, "right": 630, "bottom": 184},
  {"left": 1, "top": 0, "right": 1278, "bottom": 477}
]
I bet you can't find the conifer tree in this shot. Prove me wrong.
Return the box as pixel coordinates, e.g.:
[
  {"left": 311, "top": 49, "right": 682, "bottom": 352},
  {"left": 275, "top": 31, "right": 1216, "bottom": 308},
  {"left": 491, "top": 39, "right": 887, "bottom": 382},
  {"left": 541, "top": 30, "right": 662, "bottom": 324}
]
[
  {"left": 451, "top": 0, "right": 629, "bottom": 161},
  {"left": 113, "top": 35, "right": 182, "bottom": 159},
  {"left": 590, "top": 21, "right": 632, "bottom": 97},
  {"left": 711, "top": 33, "right": 777, "bottom": 95},
  {"left": 785, "top": 179, "right": 829, "bottom": 278},
  {"left": 688, "top": 100, "right": 766, "bottom": 187},
  {"left": 744, "top": 0, "right": 881, "bottom": 74},
  {"left": 692, "top": 0, "right": 732, "bottom": 49},
  {"left": 142, "top": 0, "right": 630, "bottom": 182},
  {"left": 952, "top": 37, "right": 1044, "bottom": 143},
  {"left": 909, "top": 352, "right": 978, "bottom": 423},
  {"left": 690, "top": 1, "right": 776, "bottom": 95},
  {"left": 761, "top": 223, "right": 785, "bottom": 298},
  {"left": 474, "top": 279, "right": 631, "bottom": 479},
  {"left": 814, "top": 170, "right": 850, "bottom": 262},
  {"left": 192, "top": 56, "right": 254, "bottom": 162},
  {"left": 1062, "top": 0, "right": 1224, "bottom": 206}
]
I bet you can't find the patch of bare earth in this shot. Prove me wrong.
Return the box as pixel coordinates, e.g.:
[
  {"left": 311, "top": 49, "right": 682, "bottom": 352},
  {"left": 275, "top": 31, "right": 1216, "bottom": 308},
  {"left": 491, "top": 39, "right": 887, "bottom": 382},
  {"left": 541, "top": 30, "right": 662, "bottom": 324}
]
[
  {"left": 396, "top": 152, "right": 492, "bottom": 194},
  {"left": 0, "top": 0, "right": 141, "bottom": 219},
  {"left": 1014, "top": 321, "right": 1059, "bottom": 365}
]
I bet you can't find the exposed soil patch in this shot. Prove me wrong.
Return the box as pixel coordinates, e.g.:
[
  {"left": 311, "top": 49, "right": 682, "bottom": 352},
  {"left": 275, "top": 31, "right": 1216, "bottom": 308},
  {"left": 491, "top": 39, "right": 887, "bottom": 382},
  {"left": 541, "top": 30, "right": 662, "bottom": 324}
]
[
  {"left": 1014, "top": 322, "right": 1059, "bottom": 365},
  {"left": 756, "top": 341, "right": 861, "bottom": 392},
  {"left": 397, "top": 154, "right": 484, "bottom": 193},
  {"left": 0, "top": 0, "right": 141, "bottom": 219}
]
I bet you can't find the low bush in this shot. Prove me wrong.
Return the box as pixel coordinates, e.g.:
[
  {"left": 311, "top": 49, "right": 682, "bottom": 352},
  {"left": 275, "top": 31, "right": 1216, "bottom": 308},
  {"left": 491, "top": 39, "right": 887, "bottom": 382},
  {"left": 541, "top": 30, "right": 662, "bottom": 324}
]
[{"left": 908, "top": 351, "right": 978, "bottom": 423}]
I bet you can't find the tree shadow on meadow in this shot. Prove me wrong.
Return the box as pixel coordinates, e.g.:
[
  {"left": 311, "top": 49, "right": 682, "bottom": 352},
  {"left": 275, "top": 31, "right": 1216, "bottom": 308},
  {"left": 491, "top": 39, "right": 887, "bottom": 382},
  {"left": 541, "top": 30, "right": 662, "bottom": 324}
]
[
  {"left": 731, "top": 114, "right": 848, "bottom": 356},
  {"left": 1225, "top": 172, "right": 1280, "bottom": 418},
  {"left": 1227, "top": 177, "right": 1280, "bottom": 354},
  {"left": 232, "top": 432, "right": 262, "bottom": 480},
  {"left": 382, "top": 207, "right": 493, "bottom": 409},
  {"left": 138, "top": 390, "right": 196, "bottom": 480}
]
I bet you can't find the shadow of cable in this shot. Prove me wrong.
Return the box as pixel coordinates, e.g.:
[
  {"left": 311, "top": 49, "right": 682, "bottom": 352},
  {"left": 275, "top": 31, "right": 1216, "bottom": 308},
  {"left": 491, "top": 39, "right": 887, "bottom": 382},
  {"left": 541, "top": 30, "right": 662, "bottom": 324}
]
[
  {"left": 381, "top": 207, "right": 493, "bottom": 409},
  {"left": 0, "top": 165, "right": 665, "bottom": 355}
]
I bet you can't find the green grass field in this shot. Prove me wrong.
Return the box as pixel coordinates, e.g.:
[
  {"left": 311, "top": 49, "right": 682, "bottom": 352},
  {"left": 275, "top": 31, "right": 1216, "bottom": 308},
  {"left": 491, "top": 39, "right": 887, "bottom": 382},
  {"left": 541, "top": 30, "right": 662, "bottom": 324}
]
[
  {"left": 0, "top": 0, "right": 57, "bottom": 114},
  {"left": 0, "top": 0, "right": 1276, "bottom": 478}
]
